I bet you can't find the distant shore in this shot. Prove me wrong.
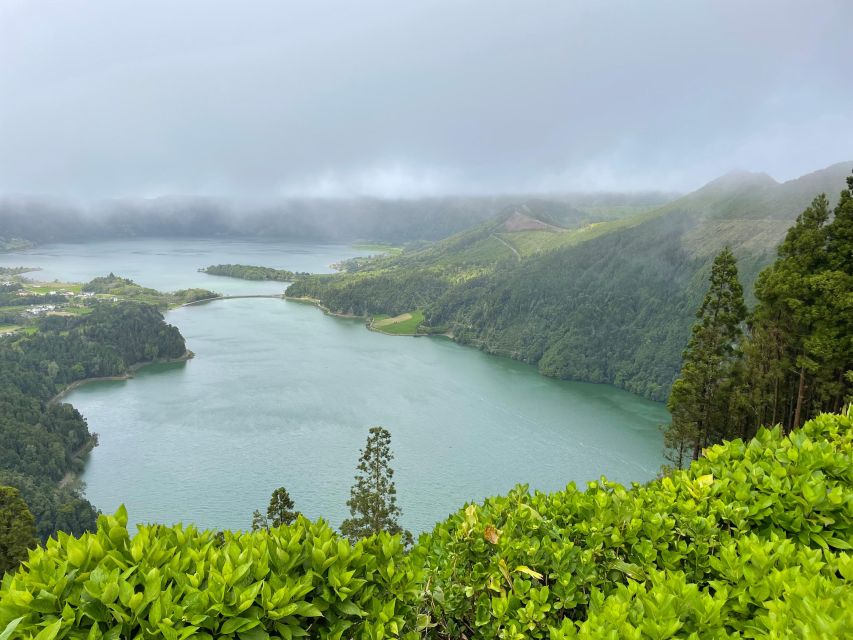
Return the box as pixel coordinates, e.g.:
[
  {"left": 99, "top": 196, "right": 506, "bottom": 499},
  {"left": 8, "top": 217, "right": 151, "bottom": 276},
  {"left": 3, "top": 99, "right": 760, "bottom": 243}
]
[
  {"left": 49, "top": 350, "right": 195, "bottom": 405},
  {"left": 284, "top": 294, "right": 361, "bottom": 319},
  {"left": 286, "top": 294, "right": 453, "bottom": 338}
]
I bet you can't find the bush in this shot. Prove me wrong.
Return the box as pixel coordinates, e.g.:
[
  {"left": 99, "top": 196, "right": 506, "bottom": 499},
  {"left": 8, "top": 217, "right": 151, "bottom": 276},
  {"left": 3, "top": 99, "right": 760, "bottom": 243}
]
[
  {"left": 417, "top": 412, "right": 852, "bottom": 638},
  {"left": 1, "top": 412, "right": 850, "bottom": 638},
  {"left": 0, "top": 513, "right": 420, "bottom": 640}
]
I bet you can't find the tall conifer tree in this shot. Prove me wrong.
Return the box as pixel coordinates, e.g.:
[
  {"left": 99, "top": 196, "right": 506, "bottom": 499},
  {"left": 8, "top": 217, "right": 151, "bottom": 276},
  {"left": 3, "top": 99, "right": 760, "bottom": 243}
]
[
  {"left": 341, "top": 427, "right": 411, "bottom": 544},
  {"left": 745, "top": 184, "right": 852, "bottom": 432},
  {"left": 665, "top": 247, "right": 746, "bottom": 465}
]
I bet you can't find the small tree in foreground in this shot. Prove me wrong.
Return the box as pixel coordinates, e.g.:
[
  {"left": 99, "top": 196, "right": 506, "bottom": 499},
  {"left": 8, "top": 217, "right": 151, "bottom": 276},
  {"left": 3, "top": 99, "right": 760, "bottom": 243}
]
[
  {"left": 267, "top": 487, "right": 298, "bottom": 527},
  {"left": 251, "top": 486, "right": 299, "bottom": 531},
  {"left": 341, "top": 427, "right": 412, "bottom": 545},
  {"left": 0, "top": 485, "right": 38, "bottom": 575},
  {"left": 250, "top": 509, "right": 268, "bottom": 532}
]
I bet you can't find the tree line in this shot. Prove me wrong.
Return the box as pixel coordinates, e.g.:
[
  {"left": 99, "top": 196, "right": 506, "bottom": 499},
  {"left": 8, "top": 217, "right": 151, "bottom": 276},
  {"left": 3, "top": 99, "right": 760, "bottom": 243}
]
[
  {"left": 201, "top": 264, "right": 309, "bottom": 282},
  {"left": 665, "top": 172, "right": 852, "bottom": 466},
  {"left": 0, "top": 301, "right": 189, "bottom": 558}
]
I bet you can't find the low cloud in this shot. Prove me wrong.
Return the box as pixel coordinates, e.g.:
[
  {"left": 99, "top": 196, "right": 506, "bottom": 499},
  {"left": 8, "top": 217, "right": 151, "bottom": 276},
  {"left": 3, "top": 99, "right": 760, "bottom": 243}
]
[{"left": 0, "top": 0, "right": 850, "bottom": 198}]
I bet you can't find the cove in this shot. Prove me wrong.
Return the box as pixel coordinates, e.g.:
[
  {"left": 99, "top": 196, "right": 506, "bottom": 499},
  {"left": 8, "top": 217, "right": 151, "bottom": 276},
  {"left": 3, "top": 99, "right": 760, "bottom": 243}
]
[{"left": 4, "top": 240, "right": 669, "bottom": 533}]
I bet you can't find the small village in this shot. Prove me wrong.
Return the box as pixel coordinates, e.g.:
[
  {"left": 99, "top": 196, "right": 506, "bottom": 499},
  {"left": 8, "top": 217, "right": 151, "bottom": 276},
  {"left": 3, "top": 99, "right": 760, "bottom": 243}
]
[{"left": 0, "top": 277, "right": 109, "bottom": 334}]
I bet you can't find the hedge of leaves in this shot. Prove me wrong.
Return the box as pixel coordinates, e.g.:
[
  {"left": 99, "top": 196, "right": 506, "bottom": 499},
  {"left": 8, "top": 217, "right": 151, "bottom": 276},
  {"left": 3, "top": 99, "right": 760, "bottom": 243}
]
[
  {"left": 0, "top": 516, "right": 421, "bottom": 640},
  {"left": 1, "top": 411, "right": 851, "bottom": 639},
  {"left": 419, "top": 411, "right": 852, "bottom": 638}
]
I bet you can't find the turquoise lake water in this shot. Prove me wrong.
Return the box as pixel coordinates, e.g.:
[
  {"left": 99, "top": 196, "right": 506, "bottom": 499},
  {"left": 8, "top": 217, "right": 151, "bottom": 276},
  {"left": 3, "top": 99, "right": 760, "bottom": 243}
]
[{"left": 2, "top": 240, "right": 668, "bottom": 533}]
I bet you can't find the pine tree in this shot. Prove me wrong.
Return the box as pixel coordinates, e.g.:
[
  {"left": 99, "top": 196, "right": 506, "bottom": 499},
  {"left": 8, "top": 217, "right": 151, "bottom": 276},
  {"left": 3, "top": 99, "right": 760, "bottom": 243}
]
[
  {"left": 819, "top": 174, "right": 853, "bottom": 412},
  {"left": 745, "top": 184, "right": 852, "bottom": 432},
  {"left": 340, "top": 427, "right": 411, "bottom": 544},
  {"left": 665, "top": 248, "right": 746, "bottom": 465},
  {"left": 266, "top": 487, "right": 298, "bottom": 528},
  {"left": 250, "top": 509, "right": 268, "bottom": 532},
  {"left": 0, "top": 486, "right": 38, "bottom": 575}
]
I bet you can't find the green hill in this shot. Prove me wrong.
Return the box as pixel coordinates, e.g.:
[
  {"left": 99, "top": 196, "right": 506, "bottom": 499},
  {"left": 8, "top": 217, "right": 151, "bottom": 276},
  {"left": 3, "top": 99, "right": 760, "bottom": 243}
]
[
  {"left": 287, "top": 162, "right": 853, "bottom": 401},
  {"left": 2, "top": 411, "right": 850, "bottom": 638}
]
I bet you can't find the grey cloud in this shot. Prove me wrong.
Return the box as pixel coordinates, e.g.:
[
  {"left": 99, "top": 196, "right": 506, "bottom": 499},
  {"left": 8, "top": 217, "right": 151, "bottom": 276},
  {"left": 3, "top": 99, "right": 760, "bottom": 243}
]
[{"left": 0, "top": 0, "right": 850, "bottom": 198}]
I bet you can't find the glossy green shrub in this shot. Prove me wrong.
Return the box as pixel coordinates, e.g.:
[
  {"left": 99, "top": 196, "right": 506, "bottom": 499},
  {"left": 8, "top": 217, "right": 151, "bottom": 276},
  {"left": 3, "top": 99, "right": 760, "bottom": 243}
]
[
  {"left": 0, "top": 513, "right": 420, "bottom": 639},
  {"left": 417, "top": 412, "right": 852, "bottom": 638},
  {"left": 1, "top": 412, "right": 850, "bottom": 638},
  {"left": 552, "top": 536, "right": 853, "bottom": 639}
]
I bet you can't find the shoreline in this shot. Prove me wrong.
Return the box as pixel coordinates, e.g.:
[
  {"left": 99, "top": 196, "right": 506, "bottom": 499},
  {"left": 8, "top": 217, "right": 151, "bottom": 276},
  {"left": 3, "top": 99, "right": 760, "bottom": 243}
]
[
  {"left": 284, "top": 294, "right": 362, "bottom": 320},
  {"left": 286, "top": 294, "right": 454, "bottom": 339},
  {"left": 50, "top": 350, "right": 194, "bottom": 492},
  {"left": 49, "top": 350, "right": 195, "bottom": 405}
]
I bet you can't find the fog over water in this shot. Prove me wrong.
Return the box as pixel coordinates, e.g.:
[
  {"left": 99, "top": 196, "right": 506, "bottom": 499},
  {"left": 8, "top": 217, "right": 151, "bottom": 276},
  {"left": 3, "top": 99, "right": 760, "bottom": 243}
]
[{"left": 1, "top": 1, "right": 851, "bottom": 199}]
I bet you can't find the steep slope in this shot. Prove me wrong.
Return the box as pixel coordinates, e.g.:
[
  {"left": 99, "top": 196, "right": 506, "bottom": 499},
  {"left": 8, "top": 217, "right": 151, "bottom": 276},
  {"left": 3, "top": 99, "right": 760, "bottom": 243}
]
[{"left": 288, "top": 162, "right": 852, "bottom": 401}]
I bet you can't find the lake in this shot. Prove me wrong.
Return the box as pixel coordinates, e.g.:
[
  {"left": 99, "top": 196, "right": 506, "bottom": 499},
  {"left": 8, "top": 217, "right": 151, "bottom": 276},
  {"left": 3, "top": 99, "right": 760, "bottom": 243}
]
[{"left": 1, "top": 240, "right": 669, "bottom": 533}]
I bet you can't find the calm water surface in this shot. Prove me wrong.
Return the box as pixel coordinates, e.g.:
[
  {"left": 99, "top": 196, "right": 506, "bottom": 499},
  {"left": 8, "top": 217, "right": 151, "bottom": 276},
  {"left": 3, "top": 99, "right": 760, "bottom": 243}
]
[{"left": 2, "top": 240, "right": 668, "bottom": 533}]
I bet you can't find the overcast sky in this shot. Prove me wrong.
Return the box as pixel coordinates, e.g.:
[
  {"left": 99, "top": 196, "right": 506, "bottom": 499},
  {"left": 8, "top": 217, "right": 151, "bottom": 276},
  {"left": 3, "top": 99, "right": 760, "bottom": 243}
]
[{"left": 1, "top": 0, "right": 851, "bottom": 198}]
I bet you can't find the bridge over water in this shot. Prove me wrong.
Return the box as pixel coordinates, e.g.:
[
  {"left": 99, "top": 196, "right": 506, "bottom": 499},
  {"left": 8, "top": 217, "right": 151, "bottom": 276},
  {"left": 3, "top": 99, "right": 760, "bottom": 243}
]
[{"left": 181, "top": 294, "right": 284, "bottom": 306}]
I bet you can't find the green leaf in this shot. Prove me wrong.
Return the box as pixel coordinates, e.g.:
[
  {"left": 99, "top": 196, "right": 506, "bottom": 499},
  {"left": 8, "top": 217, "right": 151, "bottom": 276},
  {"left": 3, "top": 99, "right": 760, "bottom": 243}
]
[
  {"left": 34, "top": 620, "right": 63, "bottom": 640},
  {"left": 0, "top": 618, "right": 24, "bottom": 640}
]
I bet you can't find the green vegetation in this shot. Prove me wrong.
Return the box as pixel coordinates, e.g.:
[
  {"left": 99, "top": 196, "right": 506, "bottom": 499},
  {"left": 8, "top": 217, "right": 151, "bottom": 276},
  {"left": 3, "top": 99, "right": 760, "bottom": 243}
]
[
  {"left": 287, "top": 164, "right": 852, "bottom": 401},
  {"left": 0, "top": 486, "right": 37, "bottom": 575},
  {"left": 370, "top": 311, "right": 425, "bottom": 335},
  {"left": 201, "top": 264, "right": 309, "bottom": 282},
  {"left": 0, "top": 509, "right": 420, "bottom": 639},
  {"left": 252, "top": 488, "right": 300, "bottom": 532},
  {"left": 0, "top": 275, "right": 213, "bottom": 333},
  {"left": 666, "top": 248, "right": 747, "bottom": 466},
  {"left": 0, "top": 302, "right": 188, "bottom": 541},
  {"left": 743, "top": 186, "right": 853, "bottom": 432},
  {"left": 418, "top": 412, "right": 852, "bottom": 638},
  {"left": 21, "top": 282, "right": 80, "bottom": 295},
  {"left": 665, "top": 178, "right": 853, "bottom": 463},
  {"left": 341, "top": 427, "right": 411, "bottom": 546},
  {"left": 352, "top": 244, "right": 404, "bottom": 256},
  {"left": 82, "top": 274, "right": 220, "bottom": 309},
  {"left": 1, "top": 412, "right": 849, "bottom": 637}
]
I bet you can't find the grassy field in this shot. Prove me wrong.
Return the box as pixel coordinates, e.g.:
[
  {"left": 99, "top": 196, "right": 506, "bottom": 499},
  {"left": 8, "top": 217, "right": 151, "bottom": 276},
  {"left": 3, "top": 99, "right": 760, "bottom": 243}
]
[
  {"left": 371, "top": 310, "right": 424, "bottom": 335},
  {"left": 24, "top": 282, "right": 83, "bottom": 294},
  {"left": 0, "top": 324, "right": 21, "bottom": 334},
  {"left": 51, "top": 305, "right": 93, "bottom": 316}
]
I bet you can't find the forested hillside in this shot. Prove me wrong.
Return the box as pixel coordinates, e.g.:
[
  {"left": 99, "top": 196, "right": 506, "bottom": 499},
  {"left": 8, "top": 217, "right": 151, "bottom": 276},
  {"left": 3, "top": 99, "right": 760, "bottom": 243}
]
[
  {"left": 0, "top": 303, "right": 188, "bottom": 539},
  {"left": 2, "top": 411, "right": 849, "bottom": 638},
  {"left": 288, "top": 163, "right": 852, "bottom": 400}
]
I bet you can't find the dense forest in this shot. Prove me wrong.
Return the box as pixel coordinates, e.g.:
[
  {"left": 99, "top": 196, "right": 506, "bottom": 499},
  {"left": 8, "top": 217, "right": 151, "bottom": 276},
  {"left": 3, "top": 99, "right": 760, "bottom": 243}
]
[
  {"left": 201, "top": 264, "right": 308, "bottom": 281},
  {"left": 663, "top": 174, "right": 852, "bottom": 467},
  {"left": 0, "top": 302, "right": 188, "bottom": 539},
  {"left": 287, "top": 163, "right": 851, "bottom": 401},
  {"left": 1, "top": 411, "right": 849, "bottom": 637}
]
